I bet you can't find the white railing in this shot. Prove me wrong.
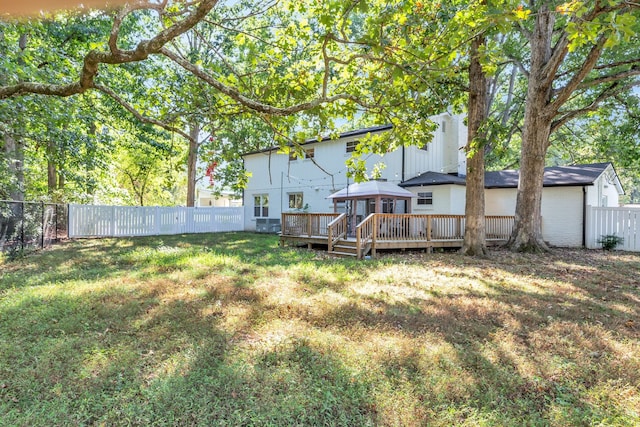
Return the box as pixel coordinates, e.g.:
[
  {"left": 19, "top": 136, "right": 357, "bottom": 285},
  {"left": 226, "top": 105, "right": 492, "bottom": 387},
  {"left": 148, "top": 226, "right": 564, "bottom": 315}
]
[
  {"left": 69, "top": 204, "right": 244, "bottom": 238},
  {"left": 586, "top": 205, "right": 640, "bottom": 252}
]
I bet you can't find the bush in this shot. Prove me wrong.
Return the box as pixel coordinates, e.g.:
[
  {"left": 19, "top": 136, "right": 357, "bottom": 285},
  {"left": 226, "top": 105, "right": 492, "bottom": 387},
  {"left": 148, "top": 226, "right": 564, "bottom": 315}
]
[{"left": 597, "top": 234, "right": 623, "bottom": 251}]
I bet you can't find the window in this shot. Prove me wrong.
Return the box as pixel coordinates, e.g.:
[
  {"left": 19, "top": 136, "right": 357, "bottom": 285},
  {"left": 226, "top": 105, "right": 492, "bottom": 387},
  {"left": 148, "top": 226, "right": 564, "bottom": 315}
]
[
  {"left": 254, "top": 194, "right": 269, "bottom": 217},
  {"left": 417, "top": 192, "right": 433, "bottom": 205},
  {"left": 346, "top": 140, "right": 358, "bottom": 153},
  {"left": 419, "top": 142, "right": 429, "bottom": 151},
  {"left": 289, "top": 147, "right": 314, "bottom": 160},
  {"left": 288, "top": 193, "right": 304, "bottom": 210},
  {"left": 305, "top": 148, "right": 315, "bottom": 159}
]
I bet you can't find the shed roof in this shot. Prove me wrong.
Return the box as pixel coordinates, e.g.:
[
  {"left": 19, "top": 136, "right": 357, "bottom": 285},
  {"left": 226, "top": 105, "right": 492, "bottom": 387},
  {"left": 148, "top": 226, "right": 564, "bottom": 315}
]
[
  {"left": 327, "top": 180, "right": 415, "bottom": 200},
  {"left": 398, "top": 163, "right": 622, "bottom": 193},
  {"left": 484, "top": 162, "right": 615, "bottom": 188}
]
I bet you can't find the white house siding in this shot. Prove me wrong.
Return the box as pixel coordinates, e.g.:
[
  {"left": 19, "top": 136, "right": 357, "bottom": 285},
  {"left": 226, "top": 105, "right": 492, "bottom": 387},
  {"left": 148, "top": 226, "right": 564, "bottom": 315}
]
[
  {"left": 586, "top": 167, "right": 620, "bottom": 207},
  {"left": 243, "top": 129, "right": 396, "bottom": 230},
  {"left": 450, "top": 186, "right": 467, "bottom": 214},
  {"left": 408, "top": 185, "right": 466, "bottom": 215},
  {"left": 486, "top": 186, "right": 585, "bottom": 247},
  {"left": 242, "top": 117, "right": 468, "bottom": 230},
  {"left": 403, "top": 114, "right": 467, "bottom": 179},
  {"left": 454, "top": 115, "right": 469, "bottom": 176}
]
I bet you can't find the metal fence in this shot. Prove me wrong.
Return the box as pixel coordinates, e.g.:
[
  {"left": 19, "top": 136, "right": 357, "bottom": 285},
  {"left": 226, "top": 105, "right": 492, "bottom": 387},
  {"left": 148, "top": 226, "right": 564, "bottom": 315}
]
[{"left": 0, "top": 200, "right": 68, "bottom": 255}]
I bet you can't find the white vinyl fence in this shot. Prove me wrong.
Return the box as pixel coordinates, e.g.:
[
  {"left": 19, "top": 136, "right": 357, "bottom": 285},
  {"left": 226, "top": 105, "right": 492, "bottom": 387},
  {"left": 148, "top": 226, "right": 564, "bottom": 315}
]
[
  {"left": 69, "top": 204, "right": 244, "bottom": 238},
  {"left": 586, "top": 205, "right": 640, "bottom": 252}
]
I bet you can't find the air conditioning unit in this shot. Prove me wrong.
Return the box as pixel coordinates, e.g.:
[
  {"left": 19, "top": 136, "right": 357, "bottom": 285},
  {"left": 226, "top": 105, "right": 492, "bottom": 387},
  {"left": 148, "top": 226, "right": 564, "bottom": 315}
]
[{"left": 256, "top": 218, "right": 281, "bottom": 233}]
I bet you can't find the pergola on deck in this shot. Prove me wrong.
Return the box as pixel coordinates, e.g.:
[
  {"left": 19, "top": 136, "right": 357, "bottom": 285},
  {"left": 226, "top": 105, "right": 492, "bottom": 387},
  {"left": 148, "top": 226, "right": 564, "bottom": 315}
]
[{"left": 280, "top": 212, "right": 514, "bottom": 259}]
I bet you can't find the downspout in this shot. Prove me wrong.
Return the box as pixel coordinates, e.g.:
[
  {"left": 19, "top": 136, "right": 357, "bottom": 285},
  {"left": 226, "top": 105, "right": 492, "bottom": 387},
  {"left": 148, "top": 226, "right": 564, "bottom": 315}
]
[
  {"left": 401, "top": 145, "right": 406, "bottom": 182},
  {"left": 242, "top": 157, "right": 246, "bottom": 231},
  {"left": 401, "top": 145, "right": 406, "bottom": 213},
  {"left": 582, "top": 186, "right": 587, "bottom": 247}
]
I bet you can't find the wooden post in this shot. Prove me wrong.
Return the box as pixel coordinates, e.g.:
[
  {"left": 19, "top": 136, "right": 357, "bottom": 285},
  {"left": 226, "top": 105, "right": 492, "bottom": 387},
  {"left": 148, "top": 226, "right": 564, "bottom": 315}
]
[
  {"left": 371, "top": 214, "right": 377, "bottom": 258},
  {"left": 427, "top": 215, "right": 432, "bottom": 253}
]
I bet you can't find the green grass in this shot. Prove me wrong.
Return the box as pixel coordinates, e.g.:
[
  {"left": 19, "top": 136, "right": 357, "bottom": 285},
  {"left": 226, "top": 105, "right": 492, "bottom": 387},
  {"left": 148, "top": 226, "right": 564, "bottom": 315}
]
[{"left": 1, "top": 232, "right": 639, "bottom": 426}]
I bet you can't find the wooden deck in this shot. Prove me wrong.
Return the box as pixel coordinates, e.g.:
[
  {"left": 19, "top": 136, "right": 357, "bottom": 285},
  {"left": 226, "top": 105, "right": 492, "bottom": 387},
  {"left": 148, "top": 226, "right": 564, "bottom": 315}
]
[{"left": 280, "top": 213, "right": 514, "bottom": 259}]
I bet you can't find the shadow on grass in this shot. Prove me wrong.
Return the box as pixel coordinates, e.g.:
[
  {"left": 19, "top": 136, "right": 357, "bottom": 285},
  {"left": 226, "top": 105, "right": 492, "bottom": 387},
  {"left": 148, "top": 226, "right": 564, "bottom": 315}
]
[
  {"left": 0, "top": 263, "right": 377, "bottom": 426},
  {"left": 1, "top": 235, "right": 638, "bottom": 425},
  {"left": 1, "top": 232, "right": 376, "bottom": 293}
]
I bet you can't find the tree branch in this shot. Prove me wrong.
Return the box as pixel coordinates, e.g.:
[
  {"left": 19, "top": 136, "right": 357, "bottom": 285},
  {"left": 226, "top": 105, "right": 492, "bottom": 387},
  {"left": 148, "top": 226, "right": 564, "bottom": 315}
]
[
  {"left": 577, "top": 67, "right": 640, "bottom": 89},
  {"left": 93, "top": 84, "right": 192, "bottom": 141},
  {"left": 547, "top": 34, "right": 607, "bottom": 115},
  {"left": 550, "top": 81, "right": 639, "bottom": 132},
  {"left": 0, "top": 0, "right": 218, "bottom": 99},
  {"left": 160, "top": 46, "right": 362, "bottom": 115}
]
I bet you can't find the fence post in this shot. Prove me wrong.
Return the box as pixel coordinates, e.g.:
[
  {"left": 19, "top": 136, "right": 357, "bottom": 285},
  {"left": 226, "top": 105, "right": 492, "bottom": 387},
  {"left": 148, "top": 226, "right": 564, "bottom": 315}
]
[
  {"left": 154, "top": 206, "right": 160, "bottom": 235},
  {"left": 20, "top": 201, "right": 25, "bottom": 251},
  {"left": 41, "top": 201, "right": 45, "bottom": 250}
]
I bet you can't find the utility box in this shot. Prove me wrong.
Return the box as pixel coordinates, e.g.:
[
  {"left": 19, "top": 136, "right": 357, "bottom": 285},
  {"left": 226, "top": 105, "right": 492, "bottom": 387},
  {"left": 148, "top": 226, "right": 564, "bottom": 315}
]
[{"left": 256, "top": 218, "right": 281, "bottom": 233}]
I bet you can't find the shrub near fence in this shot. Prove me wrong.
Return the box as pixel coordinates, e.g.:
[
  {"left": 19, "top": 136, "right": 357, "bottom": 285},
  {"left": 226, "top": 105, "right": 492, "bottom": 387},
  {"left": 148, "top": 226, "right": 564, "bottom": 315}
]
[
  {"left": 68, "top": 204, "right": 244, "bottom": 238},
  {"left": 0, "top": 200, "right": 68, "bottom": 254}
]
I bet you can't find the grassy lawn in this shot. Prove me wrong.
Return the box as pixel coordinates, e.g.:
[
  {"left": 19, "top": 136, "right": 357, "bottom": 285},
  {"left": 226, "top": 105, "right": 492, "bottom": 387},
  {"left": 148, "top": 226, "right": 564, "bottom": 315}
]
[{"left": 1, "top": 232, "right": 639, "bottom": 426}]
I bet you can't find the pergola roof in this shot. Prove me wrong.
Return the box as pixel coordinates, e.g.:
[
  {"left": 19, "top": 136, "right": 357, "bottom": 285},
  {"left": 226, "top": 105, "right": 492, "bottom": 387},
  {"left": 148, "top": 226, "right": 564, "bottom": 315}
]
[{"left": 327, "top": 180, "right": 415, "bottom": 200}]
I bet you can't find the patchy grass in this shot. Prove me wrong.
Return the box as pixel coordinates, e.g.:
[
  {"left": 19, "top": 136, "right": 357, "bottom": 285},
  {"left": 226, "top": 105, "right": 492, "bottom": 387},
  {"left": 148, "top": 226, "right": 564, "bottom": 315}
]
[{"left": 0, "top": 232, "right": 638, "bottom": 426}]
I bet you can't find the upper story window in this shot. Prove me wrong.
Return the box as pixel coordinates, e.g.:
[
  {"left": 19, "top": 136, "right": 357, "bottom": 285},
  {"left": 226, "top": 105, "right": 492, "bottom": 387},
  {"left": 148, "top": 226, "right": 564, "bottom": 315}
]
[
  {"left": 289, "top": 147, "right": 315, "bottom": 161},
  {"left": 305, "top": 148, "right": 315, "bottom": 159},
  {"left": 417, "top": 192, "right": 433, "bottom": 206},
  {"left": 346, "top": 140, "right": 358, "bottom": 153}
]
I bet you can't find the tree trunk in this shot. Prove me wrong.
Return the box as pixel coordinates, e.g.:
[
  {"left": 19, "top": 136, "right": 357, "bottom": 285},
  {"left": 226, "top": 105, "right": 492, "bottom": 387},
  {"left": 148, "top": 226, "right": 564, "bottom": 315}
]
[
  {"left": 461, "top": 35, "right": 488, "bottom": 256},
  {"left": 4, "top": 133, "right": 25, "bottom": 202},
  {"left": 507, "top": 4, "right": 555, "bottom": 252},
  {"left": 186, "top": 123, "right": 199, "bottom": 207},
  {"left": 47, "top": 139, "right": 57, "bottom": 198}
]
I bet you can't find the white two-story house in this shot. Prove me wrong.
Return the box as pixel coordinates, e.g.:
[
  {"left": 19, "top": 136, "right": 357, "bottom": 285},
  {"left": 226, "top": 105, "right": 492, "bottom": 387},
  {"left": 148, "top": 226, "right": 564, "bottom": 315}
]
[
  {"left": 242, "top": 113, "right": 468, "bottom": 231},
  {"left": 242, "top": 113, "right": 623, "bottom": 247}
]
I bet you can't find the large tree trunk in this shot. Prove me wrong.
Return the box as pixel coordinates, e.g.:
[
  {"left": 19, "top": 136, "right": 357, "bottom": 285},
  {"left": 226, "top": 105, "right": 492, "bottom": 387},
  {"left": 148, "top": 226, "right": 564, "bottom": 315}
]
[
  {"left": 461, "top": 35, "right": 488, "bottom": 256},
  {"left": 507, "top": 4, "right": 555, "bottom": 252},
  {"left": 186, "top": 123, "right": 199, "bottom": 207}
]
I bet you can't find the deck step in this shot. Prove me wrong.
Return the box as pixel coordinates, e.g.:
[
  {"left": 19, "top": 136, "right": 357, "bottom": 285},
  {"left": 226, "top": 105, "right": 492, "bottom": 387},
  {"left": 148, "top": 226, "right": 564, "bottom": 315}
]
[
  {"left": 328, "top": 250, "right": 358, "bottom": 258},
  {"left": 332, "top": 244, "right": 358, "bottom": 252}
]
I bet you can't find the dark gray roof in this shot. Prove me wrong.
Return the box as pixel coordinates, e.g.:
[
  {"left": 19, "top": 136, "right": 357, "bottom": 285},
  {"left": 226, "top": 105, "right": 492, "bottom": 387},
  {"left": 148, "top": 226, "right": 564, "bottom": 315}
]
[
  {"left": 242, "top": 124, "right": 393, "bottom": 156},
  {"left": 399, "top": 163, "right": 613, "bottom": 189},
  {"left": 399, "top": 171, "right": 467, "bottom": 187},
  {"left": 484, "top": 163, "right": 612, "bottom": 188}
]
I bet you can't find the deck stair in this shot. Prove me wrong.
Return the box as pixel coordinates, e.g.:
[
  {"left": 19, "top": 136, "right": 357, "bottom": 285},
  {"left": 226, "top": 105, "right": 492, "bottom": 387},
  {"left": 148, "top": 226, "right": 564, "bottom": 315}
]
[{"left": 328, "top": 239, "right": 359, "bottom": 258}]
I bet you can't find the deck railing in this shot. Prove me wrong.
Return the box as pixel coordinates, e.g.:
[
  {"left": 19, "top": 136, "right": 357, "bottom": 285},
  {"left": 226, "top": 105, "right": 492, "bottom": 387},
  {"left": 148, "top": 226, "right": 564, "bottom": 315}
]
[
  {"left": 430, "top": 215, "right": 465, "bottom": 240},
  {"left": 356, "top": 214, "right": 375, "bottom": 258},
  {"left": 327, "top": 213, "right": 347, "bottom": 252},
  {"left": 282, "top": 212, "right": 515, "bottom": 257},
  {"left": 281, "top": 212, "right": 341, "bottom": 237},
  {"left": 486, "top": 215, "right": 514, "bottom": 240}
]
